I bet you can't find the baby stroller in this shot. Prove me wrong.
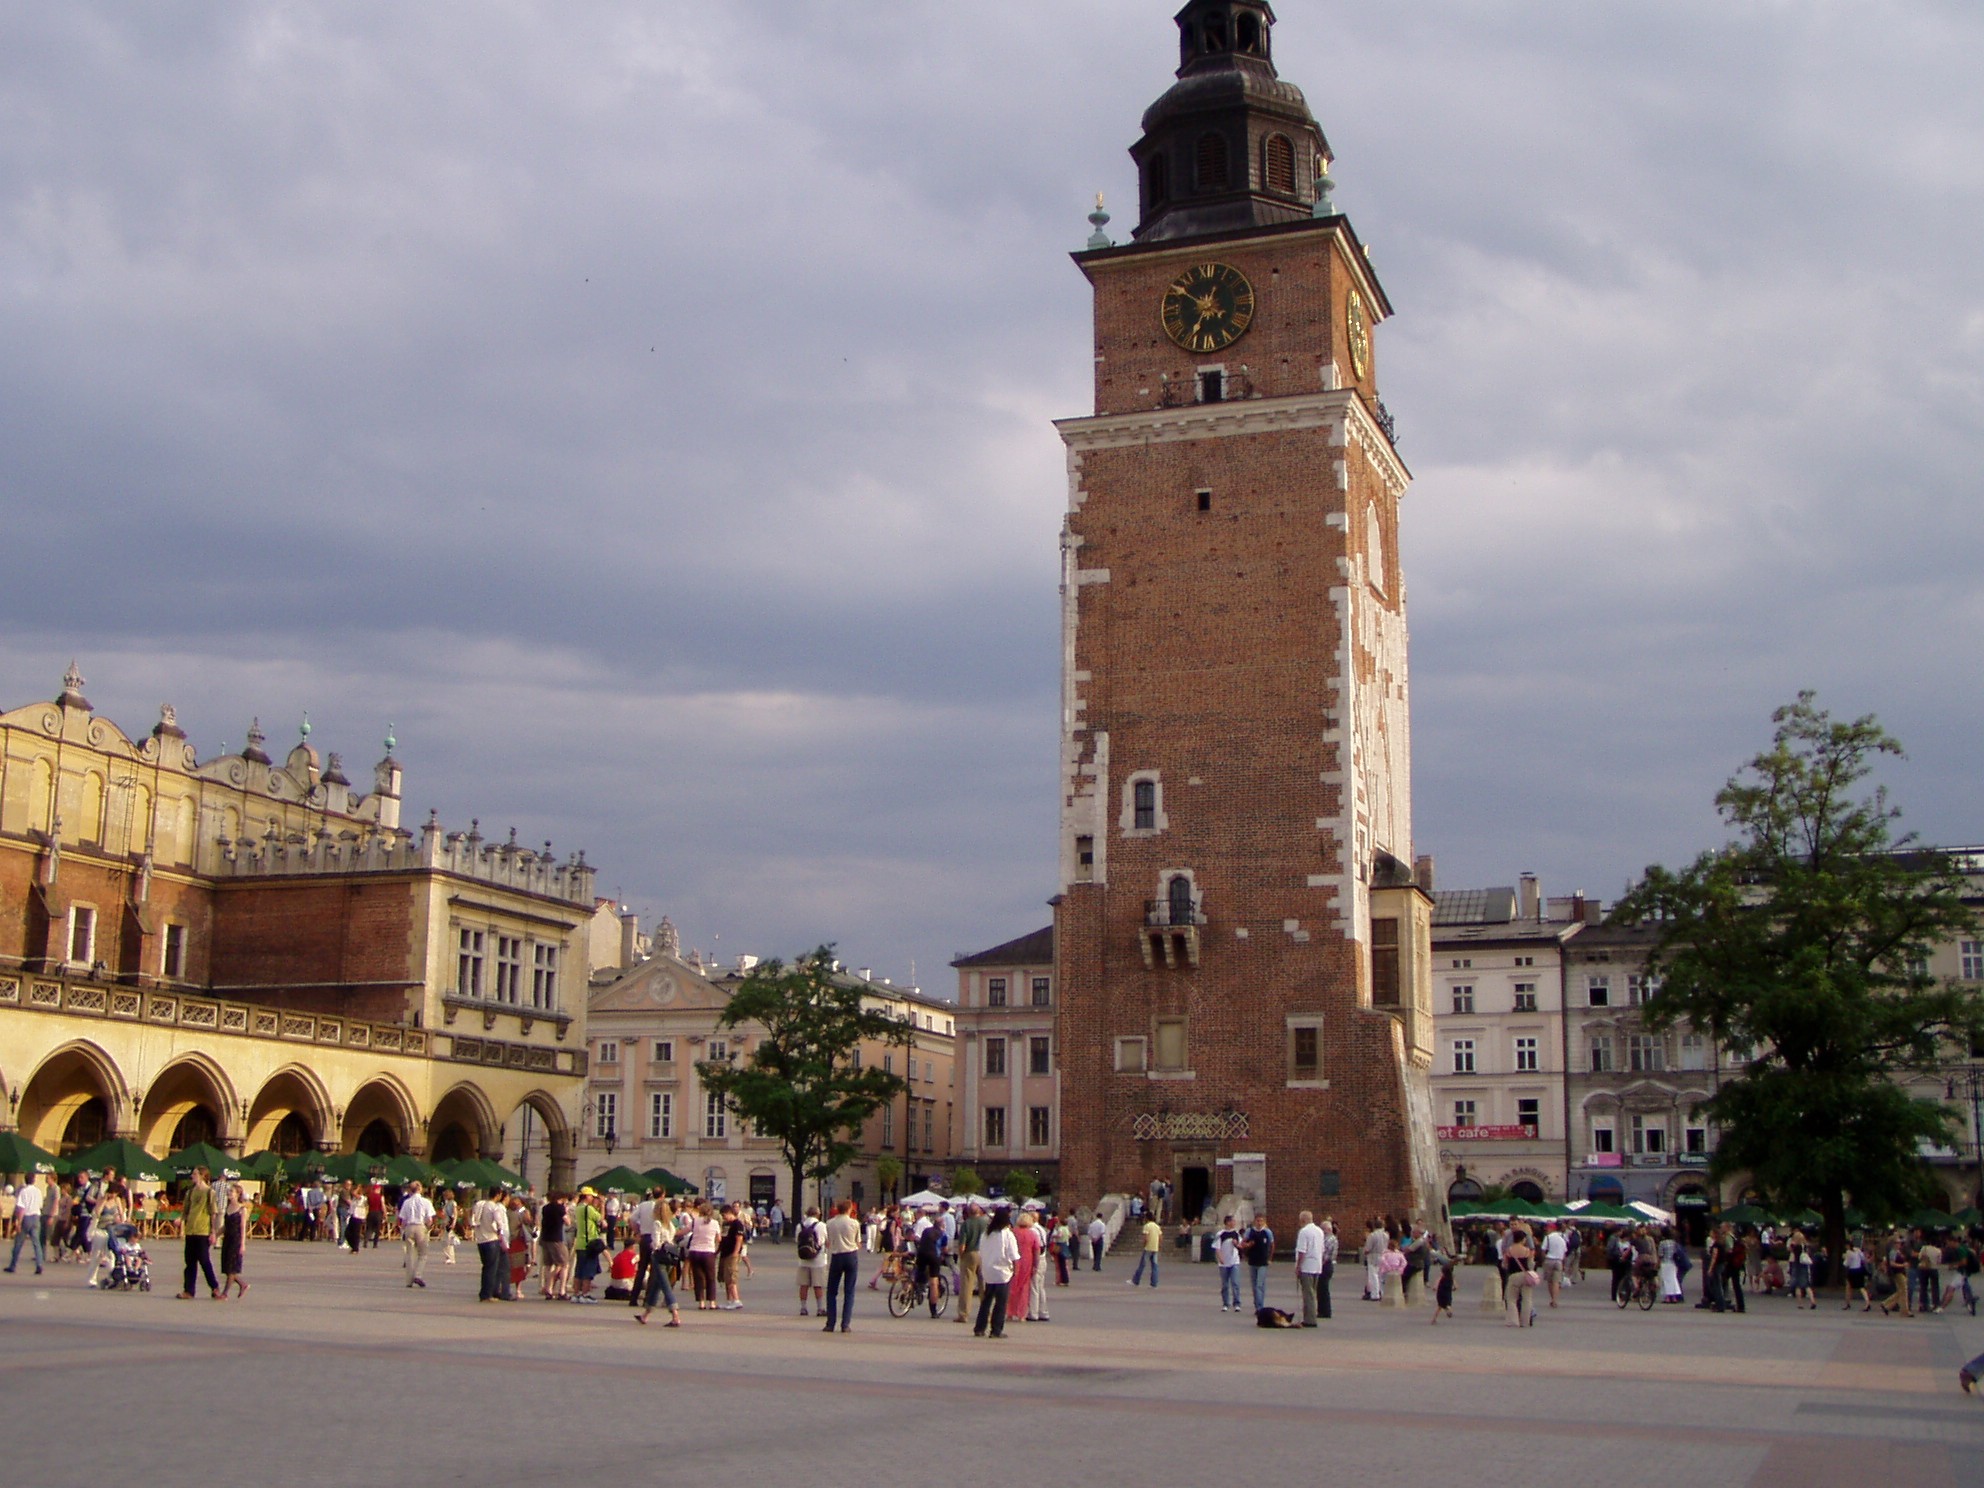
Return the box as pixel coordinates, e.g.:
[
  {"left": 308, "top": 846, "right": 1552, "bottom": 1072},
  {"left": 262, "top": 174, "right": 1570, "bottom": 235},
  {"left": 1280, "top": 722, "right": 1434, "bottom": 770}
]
[{"left": 102, "top": 1224, "right": 152, "bottom": 1292}]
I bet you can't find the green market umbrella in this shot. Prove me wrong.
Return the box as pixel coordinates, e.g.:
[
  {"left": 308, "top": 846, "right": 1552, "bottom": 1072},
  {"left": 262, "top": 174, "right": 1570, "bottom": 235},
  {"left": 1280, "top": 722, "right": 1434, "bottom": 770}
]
[
  {"left": 642, "top": 1166, "right": 695, "bottom": 1194},
  {"left": 1952, "top": 1207, "right": 1982, "bottom": 1227},
  {"left": 445, "top": 1157, "right": 523, "bottom": 1192},
  {"left": 1448, "top": 1200, "right": 1482, "bottom": 1219},
  {"left": 1717, "top": 1203, "right": 1774, "bottom": 1227},
  {"left": 382, "top": 1154, "right": 446, "bottom": 1187},
  {"left": 1785, "top": 1209, "right": 1823, "bottom": 1229},
  {"left": 579, "top": 1165, "right": 657, "bottom": 1195},
  {"left": 1910, "top": 1209, "right": 1957, "bottom": 1231},
  {"left": 1567, "top": 1201, "right": 1637, "bottom": 1225},
  {"left": 279, "top": 1150, "right": 332, "bottom": 1180},
  {"left": 318, "top": 1151, "right": 394, "bottom": 1183},
  {"left": 165, "top": 1141, "right": 240, "bottom": 1178},
  {"left": 70, "top": 1138, "right": 170, "bottom": 1184},
  {"left": 0, "top": 1132, "right": 65, "bottom": 1176},
  {"left": 237, "top": 1151, "right": 287, "bottom": 1181}
]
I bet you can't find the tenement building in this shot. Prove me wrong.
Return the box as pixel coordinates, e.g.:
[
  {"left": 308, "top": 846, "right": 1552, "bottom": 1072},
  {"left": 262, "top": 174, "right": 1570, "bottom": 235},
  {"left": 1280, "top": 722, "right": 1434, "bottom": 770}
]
[
  {"left": 1053, "top": 2, "right": 1440, "bottom": 1232},
  {"left": 583, "top": 923, "right": 957, "bottom": 1213},
  {"left": 0, "top": 667, "right": 600, "bottom": 1186},
  {"left": 1430, "top": 878, "right": 1587, "bottom": 1209},
  {"left": 1561, "top": 920, "right": 1721, "bottom": 1241},
  {"left": 951, "top": 925, "right": 1059, "bottom": 1197}
]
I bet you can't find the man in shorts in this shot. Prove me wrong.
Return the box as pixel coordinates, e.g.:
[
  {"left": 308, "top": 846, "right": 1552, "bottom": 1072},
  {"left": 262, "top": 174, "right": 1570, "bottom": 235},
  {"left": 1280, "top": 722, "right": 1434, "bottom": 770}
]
[
  {"left": 794, "top": 1206, "right": 828, "bottom": 1315},
  {"left": 1541, "top": 1221, "right": 1568, "bottom": 1307}
]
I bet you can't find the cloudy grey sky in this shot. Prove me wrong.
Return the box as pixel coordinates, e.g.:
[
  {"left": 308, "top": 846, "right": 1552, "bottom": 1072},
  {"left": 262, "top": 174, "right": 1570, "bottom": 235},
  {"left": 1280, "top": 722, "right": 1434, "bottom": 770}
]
[{"left": 4, "top": 2, "right": 1980, "bottom": 991}]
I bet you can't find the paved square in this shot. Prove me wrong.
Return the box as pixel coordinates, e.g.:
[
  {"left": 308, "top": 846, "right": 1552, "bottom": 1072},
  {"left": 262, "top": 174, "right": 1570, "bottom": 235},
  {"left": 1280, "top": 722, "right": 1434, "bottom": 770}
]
[{"left": 3, "top": 1246, "right": 1980, "bottom": 1483}]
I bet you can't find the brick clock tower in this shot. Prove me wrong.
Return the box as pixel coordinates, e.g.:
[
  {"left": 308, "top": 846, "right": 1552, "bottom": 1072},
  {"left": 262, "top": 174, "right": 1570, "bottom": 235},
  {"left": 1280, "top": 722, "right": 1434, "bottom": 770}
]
[{"left": 1053, "top": 1, "right": 1441, "bottom": 1232}]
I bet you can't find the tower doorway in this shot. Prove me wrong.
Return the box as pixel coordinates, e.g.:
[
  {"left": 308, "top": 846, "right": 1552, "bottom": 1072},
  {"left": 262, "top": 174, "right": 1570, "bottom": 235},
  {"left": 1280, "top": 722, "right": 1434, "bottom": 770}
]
[{"left": 1180, "top": 1165, "right": 1210, "bottom": 1225}]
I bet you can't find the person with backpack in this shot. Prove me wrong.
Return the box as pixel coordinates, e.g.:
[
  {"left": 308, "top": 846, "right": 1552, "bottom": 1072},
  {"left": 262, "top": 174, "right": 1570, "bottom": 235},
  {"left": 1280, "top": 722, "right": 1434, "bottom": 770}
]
[
  {"left": 914, "top": 1212, "right": 949, "bottom": 1317},
  {"left": 794, "top": 1206, "right": 828, "bottom": 1315}
]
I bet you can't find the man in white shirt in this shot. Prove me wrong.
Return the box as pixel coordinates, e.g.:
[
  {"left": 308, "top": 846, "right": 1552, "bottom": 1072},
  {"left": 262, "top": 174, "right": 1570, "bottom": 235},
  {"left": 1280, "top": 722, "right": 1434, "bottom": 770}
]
[
  {"left": 1293, "top": 1210, "right": 1327, "bottom": 1327},
  {"left": 627, "top": 1193, "right": 657, "bottom": 1308},
  {"left": 822, "top": 1200, "right": 863, "bottom": 1333},
  {"left": 470, "top": 1192, "right": 510, "bottom": 1302},
  {"left": 1088, "top": 1214, "right": 1107, "bottom": 1272},
  {"left": 1541, "top": 1221, "right": 1569, "bottom": 1307},
  {"left": 5, "top": 1175, "right": 45, "bottom": 1274},
  {"left": 398, "top": 1181, "right": 436, "bottom": 1289}
]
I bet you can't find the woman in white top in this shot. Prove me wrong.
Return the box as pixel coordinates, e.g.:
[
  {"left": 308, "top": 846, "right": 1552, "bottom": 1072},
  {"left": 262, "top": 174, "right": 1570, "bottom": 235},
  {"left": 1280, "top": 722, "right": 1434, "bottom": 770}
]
[
  {"left": 972, "top": 1210, "right": 1021, "bottom": 1339},
  {"left": 1657, "top": 1231, "right": 1683, "bottom": 1303}
]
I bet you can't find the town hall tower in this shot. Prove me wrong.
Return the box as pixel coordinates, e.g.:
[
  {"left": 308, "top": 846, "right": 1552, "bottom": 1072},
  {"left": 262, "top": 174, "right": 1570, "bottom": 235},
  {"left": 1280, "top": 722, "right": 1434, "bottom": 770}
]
[{"left": 1053, "top": 1, "right": 1441, "bottom": 1230}]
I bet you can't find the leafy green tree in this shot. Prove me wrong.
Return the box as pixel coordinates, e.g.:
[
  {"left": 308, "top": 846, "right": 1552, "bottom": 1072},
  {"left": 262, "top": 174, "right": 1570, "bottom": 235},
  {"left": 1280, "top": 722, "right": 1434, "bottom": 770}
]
[
  {"left": 949, "top": 1166, "right": 984, "bottom": 1196},
  {"left": 875, "top": 1155, "right": 903, "bottom": 1203},
  {"left": 1615, "top": 694, "right": 1981, "bottom": 1258},
  {"left": 1002, "top": 1168, "right": 1040, "bottom": 1202},
  {"left": 696, "top": 947, "right": 913, "bottom": 1217}
]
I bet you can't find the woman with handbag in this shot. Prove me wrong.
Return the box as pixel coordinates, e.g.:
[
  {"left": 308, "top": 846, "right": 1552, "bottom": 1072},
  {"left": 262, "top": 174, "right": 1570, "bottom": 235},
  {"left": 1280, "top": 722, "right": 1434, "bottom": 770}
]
[{"left": 635, "top": 1198, "right": 683, "bottom": 1327}]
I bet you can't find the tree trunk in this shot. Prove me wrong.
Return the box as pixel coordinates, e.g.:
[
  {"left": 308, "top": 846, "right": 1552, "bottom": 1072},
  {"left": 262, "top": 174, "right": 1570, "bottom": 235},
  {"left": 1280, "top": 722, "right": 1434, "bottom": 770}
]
[{"left": 1822, "top": 1186, "right": 1847, "bottom": 1281}]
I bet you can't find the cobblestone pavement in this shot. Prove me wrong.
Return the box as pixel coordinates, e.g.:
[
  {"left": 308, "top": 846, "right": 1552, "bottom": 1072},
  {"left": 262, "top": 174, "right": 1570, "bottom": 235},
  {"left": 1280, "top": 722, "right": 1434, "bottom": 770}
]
[{"left": 3, "top": 1247, "right": 1980, "bottom": 1483}]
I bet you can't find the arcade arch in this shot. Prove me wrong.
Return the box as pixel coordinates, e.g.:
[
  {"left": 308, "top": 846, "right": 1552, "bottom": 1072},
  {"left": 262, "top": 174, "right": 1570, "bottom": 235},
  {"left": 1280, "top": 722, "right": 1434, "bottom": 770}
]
[
  {"left": 17, "top": 1041, "right": 127, "bottom": 1155},
  {"left": 500, "top": 1089, "right": 573, "bottom": 1192},
  {"left": 136, "top": 1054, "right": 239, "bottom": 1153},
  {"left": 339, "top": 1076, "right": 418, "bottom": 1157},
  {"left": 246, "top": 1066, "right": 333, "bottom": 1155},
  {"left": 427, "top": 1082, "right": 500, "bottom": 1165}
]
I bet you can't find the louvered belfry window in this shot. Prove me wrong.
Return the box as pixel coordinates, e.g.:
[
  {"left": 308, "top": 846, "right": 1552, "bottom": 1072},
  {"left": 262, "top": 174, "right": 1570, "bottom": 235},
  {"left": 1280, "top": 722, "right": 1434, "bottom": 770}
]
[
  {"left": 1264, "top": 134, "right": 1296, "bottom": 194},
  {"left": 1196, "top": 132, "right": 1230, "bottom": 190}
]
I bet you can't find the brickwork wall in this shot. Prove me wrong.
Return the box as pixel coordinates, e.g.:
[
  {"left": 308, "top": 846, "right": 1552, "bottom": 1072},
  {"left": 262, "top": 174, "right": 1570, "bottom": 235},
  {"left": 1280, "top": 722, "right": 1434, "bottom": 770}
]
[{"left": 211, "top": 878, "right": 418, "bottom": 1022}]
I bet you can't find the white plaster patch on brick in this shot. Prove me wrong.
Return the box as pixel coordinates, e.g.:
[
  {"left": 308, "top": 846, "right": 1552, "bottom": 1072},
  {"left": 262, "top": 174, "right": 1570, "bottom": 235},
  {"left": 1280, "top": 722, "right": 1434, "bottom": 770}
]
[
  {"left": 1234, "top": 927, "right": 1249, "bottom": 940},
  {"left": 1332, "top": 460, "right": 1349, "bottom": 492},
  {"left": 1315, "top": 818, "right": 1330, "bottom": 830},
  {"left": 1292, "top": 930, "right": 1311, "bottom": 942},
  {"left": 1187, "top": 777, "right": 1203, "bottom": 786},
  {"left": 1324, "top": 512, "right": 1349, "bottom": 531},
  {"left": 1282, "top": 919, "right": 1300, "bottom": 933},
  {"left": 1306, "top": 874, "right": 1331, "bottom": 888}
]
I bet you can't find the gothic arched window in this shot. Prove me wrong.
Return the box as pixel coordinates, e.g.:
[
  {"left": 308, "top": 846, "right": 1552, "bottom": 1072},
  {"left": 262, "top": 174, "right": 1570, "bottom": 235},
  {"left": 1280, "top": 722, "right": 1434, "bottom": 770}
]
[
  {"left": 1167, "top": 874, "right": 1196, "bottom": 926},
  {"left": 1196, "top": 133, "right": 1230, "bottom": 191}
]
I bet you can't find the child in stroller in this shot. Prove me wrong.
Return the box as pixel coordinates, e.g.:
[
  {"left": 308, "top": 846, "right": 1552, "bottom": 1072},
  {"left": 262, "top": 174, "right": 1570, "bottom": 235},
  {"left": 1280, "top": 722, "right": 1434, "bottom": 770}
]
[{"left": 98, "top": 1223, "right": 151, "bottom": 1292}]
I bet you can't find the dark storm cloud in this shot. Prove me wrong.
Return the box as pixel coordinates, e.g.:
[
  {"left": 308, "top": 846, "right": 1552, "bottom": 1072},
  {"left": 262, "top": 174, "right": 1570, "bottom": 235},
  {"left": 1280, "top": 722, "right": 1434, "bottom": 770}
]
[{"left": 2, "top": 2, "right": 1979, "bottom": 984}]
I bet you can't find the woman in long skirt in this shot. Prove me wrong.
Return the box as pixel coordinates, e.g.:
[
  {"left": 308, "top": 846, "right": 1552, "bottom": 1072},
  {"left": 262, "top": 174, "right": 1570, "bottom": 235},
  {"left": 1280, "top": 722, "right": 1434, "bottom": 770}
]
[
  {"left": 1010, "top": 1211, "right": 1042, "bottom": 1321},
  {"left": 1657, "top": 1229, "right": 1683, "bottom": 1303},
  {"left": 220, "top": 1183, "right": 249, "bottom": 1299}
]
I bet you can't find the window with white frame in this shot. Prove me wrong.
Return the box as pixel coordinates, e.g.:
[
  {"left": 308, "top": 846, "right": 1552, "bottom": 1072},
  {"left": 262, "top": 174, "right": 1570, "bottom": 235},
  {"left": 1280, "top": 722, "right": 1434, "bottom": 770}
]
[
  {"left": 1514, "top": 955, "right": 1534, "bottom": 968},
  {"left": 495, "top": 935, "right": 523, "bottom": 1004},
  {"left": 1132, "top": 779, "right": 1156, "bottom": 830},
  {"left": 1029, "top": 1036, "right": 1051, "bottom": 1076},
  {"left": 1685, "top": 1123, "right": 1708, "bottom": 1154},
  {"left": 1451, "top": 984, "right": 1474, "bottom": 1014},
  {"left": 1586, "top": 976, "right": 1610, "bottom": 1007},
  {"left": 708, "top": 1040, "right": 728, "bottom": 1064},
  {"left": 704, "top": 1092, "right": 727, "bottom": 1139},
  {"left": 984, "top": 1038, "right": 1005, "bottom": 1076},
  {"left": 1451, "top": 1039, "right": 1476, "bottom": 1074},
  {"left": 1679, "top": 1032, "right": 1707, "bottom": 1071},
  {"left": 984, "top": 1106, "right": 1007, "bottom": 1147},
  {"left": 68, "top": 905, "right": 97, "bottom": 966},
  {"left": 1628, "top": 1034, "right": 1665, "bottom": 1072},
  {"left": 1289, "top": 1019, "right": 1323, "bottom": 1082},
  {"left": 1589, "top": 1036, "right": 1614, "bottom": 1073},
  {"left": 597, "top": 1040, "right": 619, "bottom": 1065},
  {"left": 1628, "top": 973, "right": 1660, "bottom": 1006},
  {"left": 532, "top": 944, "right": 558, "bottom": 1009},
  {"left": 1962, "top": 941, "right": 1984, "bottom": 980},
  {"left": 881, "top": 1107, "right": 894, "bottom": 1148},
  {"left": 1031, "top": 976, "right": 1051, "bottom": 1007},
  {"left": 1516, "top": 1097, "right": 1540, "bottom": 1133},
  {"left": 987, "top": 977, "right": 1007, "bottom": 1007},
  {"left": 593, "top": 1091, "right": 618, "bottom": 1139},
  {"left": 922, "top": 1104, "right": 934, "bottom": 1149},
  {"left": 649, "top": 1092, "right": 673, "bottom": 1139},
  {"left": 1114, "top": 1036, "right": 1148, "bottom": 1073},
  {"left": 1122, "top": 772, "right": 1165, "bottom": 834},
  {"left": 1512, "top": 982, "right": 1538, "bottom": 1012},
  {"left": 1631, "top": 1114, "right": 1666, "bottom": 1155},
  {"left": 1028, "top": 1106, "right": 1051, "bottom": 1147},
  {"left": 161, "top": 923, "right": 187, "bottom": 980},
  {"left": 1452, "top": 1099, "right": 1477, "bottom": 1127},
  {"left": 654, "top": 1039, "right": 674, "bottom": 1063},
  {"left": 1514, "top": 1036, "right": 1539, "bottom": 1072},
  {"left": 456, "top": 927, "right": 484, "bottom": 997},
  {"left": 1591, "top": 1122, "right": 1615, "bottom": 1154}
]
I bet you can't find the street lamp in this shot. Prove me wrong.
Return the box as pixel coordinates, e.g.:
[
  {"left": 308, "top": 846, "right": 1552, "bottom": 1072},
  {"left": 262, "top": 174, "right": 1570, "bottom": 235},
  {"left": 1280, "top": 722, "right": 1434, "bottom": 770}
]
[{"left": 1945, "top": 1066, "right": 1984, "bottom": 1211}]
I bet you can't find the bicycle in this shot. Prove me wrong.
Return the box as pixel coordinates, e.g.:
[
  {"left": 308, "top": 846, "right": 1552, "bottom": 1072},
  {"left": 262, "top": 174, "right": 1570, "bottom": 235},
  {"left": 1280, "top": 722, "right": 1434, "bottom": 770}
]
[
  {"left": 1616, "top": 1266, "right": 1658, "bottom": 1311},
  {"left": 887, "top": 1265, "right": 950, "bottom": 1318}
]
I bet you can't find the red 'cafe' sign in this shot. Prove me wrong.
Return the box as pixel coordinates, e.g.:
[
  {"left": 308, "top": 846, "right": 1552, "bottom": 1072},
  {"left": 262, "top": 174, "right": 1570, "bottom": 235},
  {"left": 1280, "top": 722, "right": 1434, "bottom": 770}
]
[{"left": 1436, "top": 1124, "right": 1538, "bottom": 1141}]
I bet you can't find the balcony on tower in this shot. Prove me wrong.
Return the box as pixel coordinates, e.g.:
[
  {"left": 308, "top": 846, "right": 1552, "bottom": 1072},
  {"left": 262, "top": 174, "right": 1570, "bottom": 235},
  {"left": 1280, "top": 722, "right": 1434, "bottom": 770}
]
[{"left": 1141, "top": 880, "right": 1205, "bottom": 969}]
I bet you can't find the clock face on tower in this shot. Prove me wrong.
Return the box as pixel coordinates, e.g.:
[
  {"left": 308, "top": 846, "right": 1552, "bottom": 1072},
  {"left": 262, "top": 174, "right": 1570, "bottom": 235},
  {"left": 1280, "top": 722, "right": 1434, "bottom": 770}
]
[
  {"left": 1345, "top": 288, "right": 1370, "bottom": 378},
  {"left": 1160, "top": 262, "right": 1256, "bottom": 353}
]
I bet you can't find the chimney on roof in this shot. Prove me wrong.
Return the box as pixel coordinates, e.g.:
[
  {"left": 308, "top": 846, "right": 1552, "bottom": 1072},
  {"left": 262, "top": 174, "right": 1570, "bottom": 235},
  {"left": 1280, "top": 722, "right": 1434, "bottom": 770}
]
[
  {"left": 856, "top": 968, "right": 873, "bottom": 982},
  {"left": 1414, "top": 854, "right": 1435, "bottom": 894},
  {"left": 1518, "top": 873, "right": 1540, "bottom": 922},
  {"left": 619, "top": 910, "right": 639, "bottom": 971}
]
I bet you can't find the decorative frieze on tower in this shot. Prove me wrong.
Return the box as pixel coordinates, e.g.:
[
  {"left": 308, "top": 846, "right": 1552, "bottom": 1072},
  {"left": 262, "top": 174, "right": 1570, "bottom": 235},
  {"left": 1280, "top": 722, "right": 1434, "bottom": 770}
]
[{"left": 1053, "top": 0, "right": 1440, "bottom": 1232}]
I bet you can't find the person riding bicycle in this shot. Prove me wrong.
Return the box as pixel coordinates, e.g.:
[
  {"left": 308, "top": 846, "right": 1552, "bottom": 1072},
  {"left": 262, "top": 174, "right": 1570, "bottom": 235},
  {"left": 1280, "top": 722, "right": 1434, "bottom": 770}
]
[{"left": 913, "top": 1214, "right": 949, "bottom": 1317}]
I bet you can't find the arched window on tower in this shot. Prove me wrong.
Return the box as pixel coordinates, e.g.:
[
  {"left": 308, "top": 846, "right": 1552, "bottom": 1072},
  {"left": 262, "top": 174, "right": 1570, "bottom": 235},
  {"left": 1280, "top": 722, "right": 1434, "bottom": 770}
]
[
  {"left": 1202, "top": 14, "right": 1229, "bottom": 53},
  {"left": 1264, "top": 134, "right": 1296, "bottom": 195},
  {"left": 1167, "top": 874, "right": 1197, "bottom": 927},
  {"left": 1133, "top": 780, "right": 1156, "bottom": 831},
  {"left": 1145, "top": 154, "right": 1169, "bottom": 211},
  {"left": 1236, "top": 13, "right": 1262, "bottom": 54},
  {"left": 1196, "top": 133, "right": 1230, "bottom": 191}
]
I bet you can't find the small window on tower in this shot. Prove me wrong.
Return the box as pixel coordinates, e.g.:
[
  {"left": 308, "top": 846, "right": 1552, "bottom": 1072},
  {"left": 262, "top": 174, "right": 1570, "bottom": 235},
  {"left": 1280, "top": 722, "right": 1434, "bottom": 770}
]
[
  {"left": 1264, "top": 134, "right": 1296, "bottom": 194},
  {"left": 1196, "top": 132, "right": 1230, "bottom": 191},
  {"left": 1197, "top": 369, "right": 1224, "bottom": 403},
  {"left": 1237, "top": 14, "right": 1263, "bottom": 54},
  {"left": 1196, "top": 490, "right": 1212, "bottom": 512},
  {"left": 1370, "top": 917, "right": 1401, "bottom": 1006},
  {"left": 1075, "top": 835, "right": 1094, "bottom": 879},
  {"left": 1146, "top": 155, "right": 1169, "bottom": 209}
]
